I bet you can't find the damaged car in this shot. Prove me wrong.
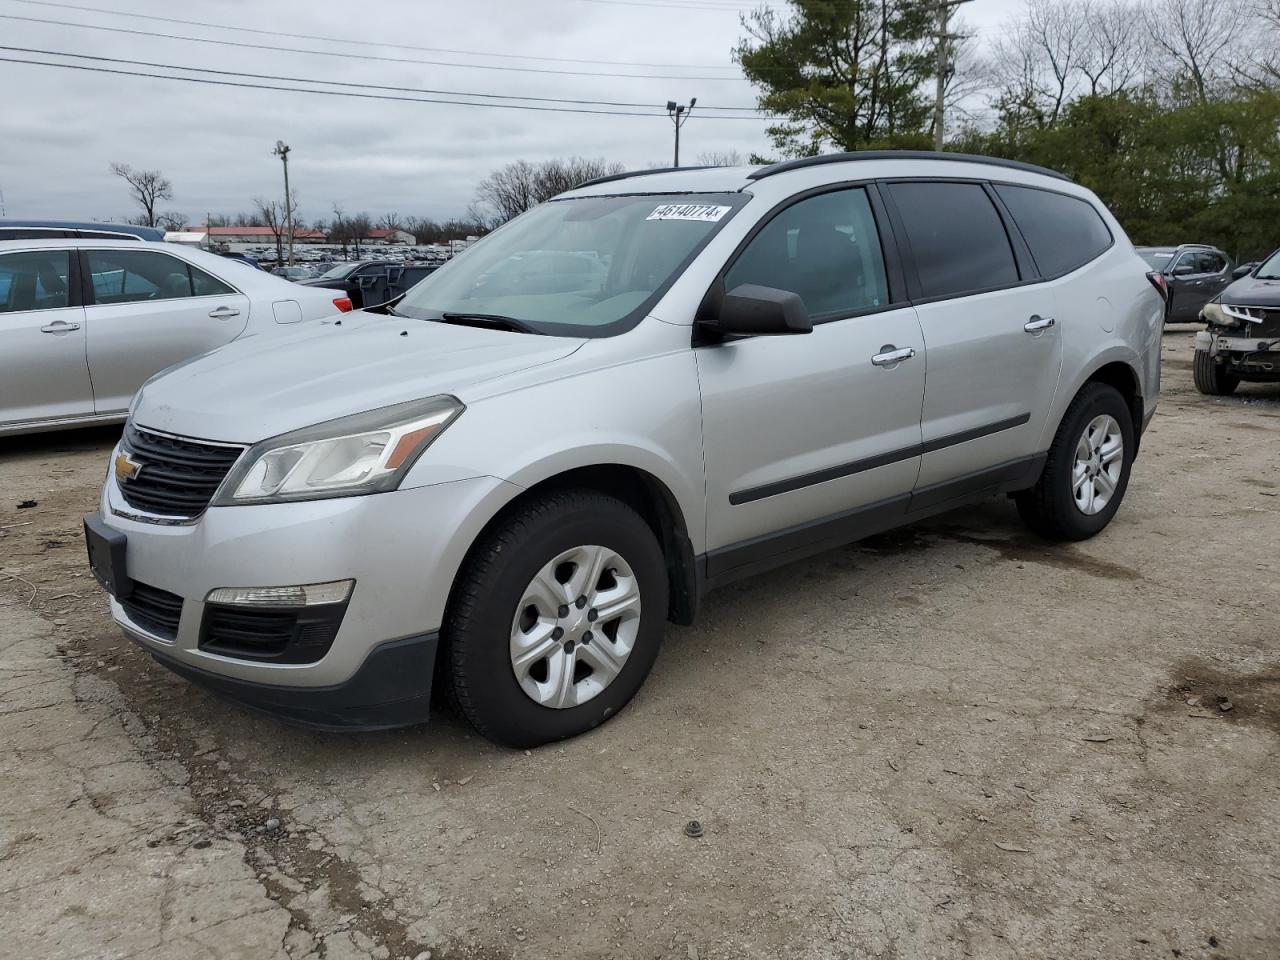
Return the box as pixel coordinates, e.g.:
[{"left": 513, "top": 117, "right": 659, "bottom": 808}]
[{"left": 1195, "top": 247, "right": 1280, "bottom": 395}]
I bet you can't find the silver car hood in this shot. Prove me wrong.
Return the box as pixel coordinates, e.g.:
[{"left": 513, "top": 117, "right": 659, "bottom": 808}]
[{"left": 132, "top": 312, "right": 586, "bottom": 443}]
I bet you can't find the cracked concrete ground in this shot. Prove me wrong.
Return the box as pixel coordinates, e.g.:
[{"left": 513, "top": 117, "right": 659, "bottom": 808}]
[{"left": 1, "top": 326, "right": 1278, "bottom": 959}]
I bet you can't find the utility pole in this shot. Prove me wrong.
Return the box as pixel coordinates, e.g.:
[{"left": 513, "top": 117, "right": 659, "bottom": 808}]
[
  {"left": 272, "top": 140, "right": 295, "bottom": 265},
  {"left": 933, "top": 0, "right": 974, "bottom": 152},
  {"left": 666, "top": 98, "right": 696, "bottom": 167}
]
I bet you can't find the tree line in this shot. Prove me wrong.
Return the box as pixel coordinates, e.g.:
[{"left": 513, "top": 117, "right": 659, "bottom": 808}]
[{"left": 734, "top": 0, "right": 1280, "bottom": 259}]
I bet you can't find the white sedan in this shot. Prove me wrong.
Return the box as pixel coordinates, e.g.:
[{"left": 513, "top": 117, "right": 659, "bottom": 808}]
[{"left": 0, "top": 238, "right": 353, "bottom": 436}]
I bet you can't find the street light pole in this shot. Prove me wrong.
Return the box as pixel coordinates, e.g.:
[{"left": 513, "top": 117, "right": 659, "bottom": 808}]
[
  {"left": 273, "top": 140, "right": 295, "bottom": 265},
  {"left": 666, "top": 98, "right": 696, "bottom": 167},
  {"left": 932, "top": 0, "right": 974, "bottom": 151}
]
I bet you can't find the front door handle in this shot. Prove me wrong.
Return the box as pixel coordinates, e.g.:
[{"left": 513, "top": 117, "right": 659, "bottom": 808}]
[
  {"left": 208, "top": 306, "right": 241, "bottom": 319},
  {"left": 1024, "top": 315, "right": 1056, "bottom": 333},
  {"left": 40, "top": 320, "right": 81, "bottom": 334},
  {"left": 871, "top": 345, "right": 916, "bottom": 367}
]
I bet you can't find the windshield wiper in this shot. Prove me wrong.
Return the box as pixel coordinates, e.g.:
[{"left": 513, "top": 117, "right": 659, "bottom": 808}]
[{"left": 440, "top": 312, "right": 545, "bottom": 335}]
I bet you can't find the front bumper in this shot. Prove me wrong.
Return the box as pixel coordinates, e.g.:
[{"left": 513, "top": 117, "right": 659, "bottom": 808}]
[
  {"left": 95, "top": 464, "right": 518, "bottom": 725},
  {"left": 138, "top": 632, "right": 439, "bottom": 730},
  {"left": 1196, "top": 329, "right": 1280, "bottom": 364}
]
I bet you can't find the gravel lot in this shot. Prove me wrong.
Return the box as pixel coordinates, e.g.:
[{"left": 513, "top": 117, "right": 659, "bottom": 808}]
[{"left": 2, "top": 325, "right": 1278, "bottom": 960}]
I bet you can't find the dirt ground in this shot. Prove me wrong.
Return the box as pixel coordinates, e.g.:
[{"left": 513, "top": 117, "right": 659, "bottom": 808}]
[{"left": 2, "top": 325, "right": 1278, "bottom": 960}]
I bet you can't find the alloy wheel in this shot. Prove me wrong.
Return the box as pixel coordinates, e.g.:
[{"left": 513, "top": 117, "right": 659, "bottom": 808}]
[{"left": 1072, "top": 414, "right": 1124, "bottom": 516}]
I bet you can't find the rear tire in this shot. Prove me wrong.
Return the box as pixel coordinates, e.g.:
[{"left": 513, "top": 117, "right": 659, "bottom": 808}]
[
  {"left": 1015, "top": 382, "right": 1135, "bottom": 541},
  {"left": 444, "top": 489, "right": 668, "bottom": 748},
  {"left": 1193, "top": 348, "right": 1239, "bottom": 396}
]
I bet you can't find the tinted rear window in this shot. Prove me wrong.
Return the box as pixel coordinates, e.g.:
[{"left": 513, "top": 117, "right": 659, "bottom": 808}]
[
  {"left": 996, "top": 185, "right": 1112, "bottom": 278},
  {"left": 887, "top": 182, "right": 1019, "bottom": 299}
]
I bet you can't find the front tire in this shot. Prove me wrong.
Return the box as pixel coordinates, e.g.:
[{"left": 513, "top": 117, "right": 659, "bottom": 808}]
[
  {"left": 1015, "top": 382, "right": 1135, "bottom": 541},
  {"left": 444, "top": 489, "right": 668, "bottom": 748},
  {"left": 1193, "top": 348, "right": 1239, "bottom": 396}
]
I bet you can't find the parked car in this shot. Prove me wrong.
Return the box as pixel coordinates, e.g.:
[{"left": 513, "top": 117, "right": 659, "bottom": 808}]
[
  {"left": 299, "top": 260, "right": 397, "bottom": 309},
  {"left": 1136, "top": 243, "right": 1234, "bottom": 322},
  {"left": 1193, "top": 247, "right": 1280, "bottom": 394},
  {"left": 0, "top": 238, "right": 353, "bottom": 435},
  {"left": 85, "top": 152, "right": 1162, "bottom": 746},
  {"left": 0, "top": 218, "right": 165, "bottom": 242},
  {"left": 272, "top": 264, "right": 316, "bottom": 281},
  {"left": 218, "top": 252, "right": 265, "bottom": 271}
]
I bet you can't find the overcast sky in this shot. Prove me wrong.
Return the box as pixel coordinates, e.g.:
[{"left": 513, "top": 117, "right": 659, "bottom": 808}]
[{"left": 0, "top": 0, "right": 1022, "bottom": 226}]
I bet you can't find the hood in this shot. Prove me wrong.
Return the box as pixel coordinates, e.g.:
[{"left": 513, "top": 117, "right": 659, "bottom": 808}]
[
  {"left": 1220, "top": 273, "right": 1280, "bottom": 307},
  {"left": 133, "top": 312, "right": 585, "bottom": 442}
]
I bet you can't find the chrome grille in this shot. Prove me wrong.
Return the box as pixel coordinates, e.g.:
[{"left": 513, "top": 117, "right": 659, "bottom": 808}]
[{"left": 116, "top": 424, "right": 244, "bottom": 519}]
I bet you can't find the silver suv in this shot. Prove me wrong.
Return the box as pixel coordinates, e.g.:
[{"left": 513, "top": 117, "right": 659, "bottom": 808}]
[{"left": 85, "top": 152, "right": 1163, "bottom": 747}]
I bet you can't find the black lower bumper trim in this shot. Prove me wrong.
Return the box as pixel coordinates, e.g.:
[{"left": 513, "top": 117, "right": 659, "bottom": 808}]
[{"left": 133, "top": 632, "right": 439, "bottom": 731}]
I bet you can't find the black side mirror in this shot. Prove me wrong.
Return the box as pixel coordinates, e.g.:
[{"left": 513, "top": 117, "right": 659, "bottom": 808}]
[
  {"left": 1172, "top": 264, "right": 1194, "bottom": 277},
  {"left": 707, "top": 283, "right": 812, "bottom": 336},
  {"left": 1232, "top": 263, "right": 1254, "bottom": 279}
]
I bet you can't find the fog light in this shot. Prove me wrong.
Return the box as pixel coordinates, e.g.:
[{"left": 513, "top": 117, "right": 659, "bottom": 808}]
[{"left": 205, "top": 579, "right": 354, "bottom": 608}]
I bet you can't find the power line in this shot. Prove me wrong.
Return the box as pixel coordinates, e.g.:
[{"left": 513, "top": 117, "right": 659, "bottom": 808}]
[
  {"left": 0, "top": 13, "right": 748, "bottom": 81},
  {"left": 0, "top": 54, "right": 773, "bottom": 119},
  {"left": 0, "top": 44, "right": 765, "bottom": 112},
  {"left": 569, "top": 0, "right": 782, "bottom": 9},
  {"left": 6, "top": 0, "right": 743, "bottom": 70}
]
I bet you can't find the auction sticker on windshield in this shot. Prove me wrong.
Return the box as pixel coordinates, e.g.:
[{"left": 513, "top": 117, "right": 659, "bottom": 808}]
[{"left": 646, "top": 203, "right": 731, "bottom": 222}]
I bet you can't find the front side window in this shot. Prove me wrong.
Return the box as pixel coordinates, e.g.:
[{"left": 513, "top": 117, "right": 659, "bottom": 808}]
[
  {"left": 1172, "top": 252, "right": 1212, "bottom": 275},
  {"left": 86, "top": 250, "right": 195, "bottom": 304},
  {"left": 887, "top": 181, "right": 1019, "bottom": 299},
  {"left": 1200, "top": 251, "right": 1228, "bottom": 274},
  {"left": 0, "top": 250, "right": 72, "bottom": 314},
  {"left": 995, "top": 184, "right": 1112, "bottom": 278},
  {"left": 395, "top": 192, "right": 745, "bottom": 337},
  {"left": 1139, "top": 250, "right": 1174, "bottom": 270},
  {"left": 724, "top": 187, "right": 889, "bottom": 320}
]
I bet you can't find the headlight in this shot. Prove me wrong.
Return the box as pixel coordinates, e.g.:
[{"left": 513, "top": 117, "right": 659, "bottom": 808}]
[
  {"left": 1201, "top": 301, "right": 1229, "bottom": 325},
  {"left": 1221, "top": 303, "right": 1265, "bottom": 325},
  {"left": 212, "top": 395, "right": 464, "bottom": 505}
]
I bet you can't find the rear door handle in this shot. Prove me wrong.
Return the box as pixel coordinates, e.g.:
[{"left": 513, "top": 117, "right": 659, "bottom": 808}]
[
  {"left": 871, "top": 346, "right": 916, "bottom": 367},
  {"left": 208, "top": 306, "right": 240, "bottom": 319},
  {"left": 40, "top": 320, "right": 81, "bottom": 334},
  {"left": 1024, "top": 315, "right": 1056, "bottom": 333}
]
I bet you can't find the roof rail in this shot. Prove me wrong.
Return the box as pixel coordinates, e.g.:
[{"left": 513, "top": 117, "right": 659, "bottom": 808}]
[
  {"left": 573, "top": 165, "right": 713, "bottom": 190},
  {"left": 747, "top": 150, "right": 1070, "bottom": 182}
]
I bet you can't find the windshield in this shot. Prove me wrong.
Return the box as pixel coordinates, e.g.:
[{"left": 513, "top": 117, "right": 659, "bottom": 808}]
[
  {"left": 317, "top": 263, "right": 357, "bottom": 280},
  {"left": 395, "top": 193, "right": 745, "bottom": 336},
  {"left": 1255, "top": 249, "right": 1280, "bottom": 279},
  {"left": 1139, "top": 250, "right": 1173, "bottom": 269}
]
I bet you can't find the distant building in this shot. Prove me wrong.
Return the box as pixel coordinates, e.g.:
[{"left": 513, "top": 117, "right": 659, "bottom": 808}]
[{"left": 364, "top": 228, "right": 416, "bottom": 245}]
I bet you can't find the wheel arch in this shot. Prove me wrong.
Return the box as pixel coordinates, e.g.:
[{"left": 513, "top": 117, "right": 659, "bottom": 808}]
[
  {"left": 1049, "top": 352, "right": 1145, "bottom": 456},
  {"left": 446, "top": 461, "right": 701, "bottom": 628},
  {"left": 1082, "top": 359, "right": 1144, "bottom": 449}
]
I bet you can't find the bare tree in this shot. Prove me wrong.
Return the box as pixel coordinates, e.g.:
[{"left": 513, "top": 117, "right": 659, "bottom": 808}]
[
  {"left": 990, "top": 0, "right": 1088, "bottom": 128},
  {"left": 1237, "top": 0, "right": 1280, "bottom": 83},
  {"left": 255, "top": 197, "right": 287, "bottom": 263},
  {"left": 1143, "top": 0, "right": 1243, "bottom": 102},
  {"left": 696, "top": 149, "right": 747, "bottom": 166},
  {"left": 156, "top": 211, "right": 188, "bottom": 231},
  {"left": 472, "top": 157, "right": 625, "bottom": 226},
  {"left": 1077, "top": 0, "right": 1145, "bottom": 95},
  {"left": 330, "top": 204, "right": 349, "bottom": 259},
  {"left": 109, "top": 162, "right": 174, "bottom": 227},
  {"left": 377, "top": 212, "right": 403, "bottom": 232}
]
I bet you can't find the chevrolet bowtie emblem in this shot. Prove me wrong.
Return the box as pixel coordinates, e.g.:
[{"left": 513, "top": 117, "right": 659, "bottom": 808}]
[{"left": 114, "top": 451, "right": 143, "bottom": 482}]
